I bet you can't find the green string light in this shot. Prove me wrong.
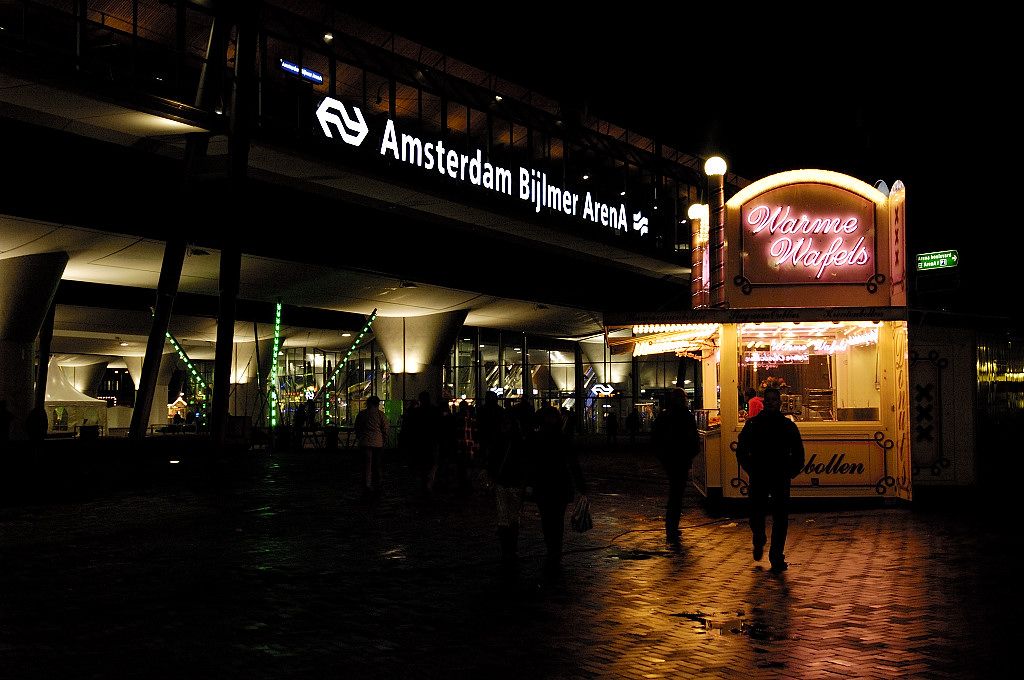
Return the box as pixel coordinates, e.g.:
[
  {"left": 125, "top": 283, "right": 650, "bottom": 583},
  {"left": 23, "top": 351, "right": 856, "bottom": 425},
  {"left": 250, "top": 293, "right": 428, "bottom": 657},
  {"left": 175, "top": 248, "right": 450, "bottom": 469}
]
[
  {"left": 268, "top": 300, "right": 283, "bottom": 428},
  {"left": 312, "top": 309, "right": 377, "bottom": 408},
  {"left": 165, "top": 330, "right": 209, "bottom": 424}
]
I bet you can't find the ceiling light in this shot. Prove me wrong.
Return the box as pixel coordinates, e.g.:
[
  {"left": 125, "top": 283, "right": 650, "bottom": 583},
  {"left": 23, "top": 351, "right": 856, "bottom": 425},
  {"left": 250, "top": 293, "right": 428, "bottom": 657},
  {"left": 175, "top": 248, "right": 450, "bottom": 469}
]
[
  {"left": 323, "top": 32, "right": 334, "bottom": 44},
  {"left": 119, "top": 342, "right": 130, "bottom": 347}
]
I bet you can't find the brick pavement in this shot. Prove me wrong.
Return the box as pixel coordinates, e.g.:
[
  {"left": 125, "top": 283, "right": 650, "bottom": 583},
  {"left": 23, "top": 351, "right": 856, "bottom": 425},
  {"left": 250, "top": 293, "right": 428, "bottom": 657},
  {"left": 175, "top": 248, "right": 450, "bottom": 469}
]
[{"left": 0, "top": 440, "right": 1013, "bottom": 679}]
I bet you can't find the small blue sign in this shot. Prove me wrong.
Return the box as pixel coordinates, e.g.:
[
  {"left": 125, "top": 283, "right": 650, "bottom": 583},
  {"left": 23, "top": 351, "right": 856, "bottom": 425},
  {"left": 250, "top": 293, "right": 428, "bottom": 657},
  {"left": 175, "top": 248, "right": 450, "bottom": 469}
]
[
  {"left": 279, "top": 59, "right": 323, "bottom": 84},
  {"left": 300, "top": 67, "right": 323, "bottom": 84}
]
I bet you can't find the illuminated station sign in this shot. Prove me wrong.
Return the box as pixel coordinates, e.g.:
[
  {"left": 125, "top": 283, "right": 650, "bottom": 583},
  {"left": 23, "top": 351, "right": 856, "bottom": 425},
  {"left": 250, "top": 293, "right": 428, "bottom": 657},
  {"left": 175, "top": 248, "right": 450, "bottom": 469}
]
[{"left": 314, "top": 96, "right": 650, "bottom": 238}]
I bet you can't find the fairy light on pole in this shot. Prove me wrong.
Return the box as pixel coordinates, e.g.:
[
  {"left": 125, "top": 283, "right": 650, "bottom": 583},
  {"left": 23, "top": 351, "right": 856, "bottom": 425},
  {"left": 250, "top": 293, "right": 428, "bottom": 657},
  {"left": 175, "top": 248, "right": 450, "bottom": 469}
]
[
  {"left": 313, "top": 309, "right": 377, "bottom": 415},
  {"left": 165, "top": 331, "right": 209, "bottom": 423},
  {"left": 268, "top": 300, "right": 283, "bottom": 428}
]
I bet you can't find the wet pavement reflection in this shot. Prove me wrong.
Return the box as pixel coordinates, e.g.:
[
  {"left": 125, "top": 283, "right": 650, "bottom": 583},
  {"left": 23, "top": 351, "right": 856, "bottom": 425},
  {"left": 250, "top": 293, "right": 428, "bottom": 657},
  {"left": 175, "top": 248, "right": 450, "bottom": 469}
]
[{"left": 0, "top": 444, "right": 1012, "bottom": 679}]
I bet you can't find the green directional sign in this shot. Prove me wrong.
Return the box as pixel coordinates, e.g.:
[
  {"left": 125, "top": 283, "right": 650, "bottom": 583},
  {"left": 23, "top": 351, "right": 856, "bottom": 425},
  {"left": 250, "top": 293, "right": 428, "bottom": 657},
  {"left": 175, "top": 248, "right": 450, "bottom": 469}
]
[{"left": 916, "top": 250, "right": 959, "bottom": 271}]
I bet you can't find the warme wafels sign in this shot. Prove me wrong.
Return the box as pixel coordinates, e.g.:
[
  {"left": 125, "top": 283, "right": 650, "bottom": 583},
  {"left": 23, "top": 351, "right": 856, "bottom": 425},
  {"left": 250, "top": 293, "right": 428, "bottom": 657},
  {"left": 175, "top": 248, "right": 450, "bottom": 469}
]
[{"left": 739, "top": 183, "right": 876, "bottom": 284}]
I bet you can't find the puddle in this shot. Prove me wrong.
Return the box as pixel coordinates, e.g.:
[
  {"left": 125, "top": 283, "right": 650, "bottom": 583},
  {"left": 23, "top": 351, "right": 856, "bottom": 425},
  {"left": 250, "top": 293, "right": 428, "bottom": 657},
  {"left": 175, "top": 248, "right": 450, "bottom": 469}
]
[
  {"left": 670, "top": 611, "right": 787, "bottom": 641},
  {"left": 605, "top": 547, "right": 668, "bottom": 561},
  {"left": 381, "top": 546, "right": 407, "bottom": 560}
]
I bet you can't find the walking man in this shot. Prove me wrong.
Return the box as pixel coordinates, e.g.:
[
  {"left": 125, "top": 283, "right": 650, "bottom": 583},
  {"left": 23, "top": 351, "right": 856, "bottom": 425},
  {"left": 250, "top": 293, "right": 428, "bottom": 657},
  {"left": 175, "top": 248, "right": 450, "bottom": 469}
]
[
  {"left": 736, "top": 386, "right": 804, "bottom": 573},
  {"left": 652, "top": 388, "right": 698, "bottom": 548}
]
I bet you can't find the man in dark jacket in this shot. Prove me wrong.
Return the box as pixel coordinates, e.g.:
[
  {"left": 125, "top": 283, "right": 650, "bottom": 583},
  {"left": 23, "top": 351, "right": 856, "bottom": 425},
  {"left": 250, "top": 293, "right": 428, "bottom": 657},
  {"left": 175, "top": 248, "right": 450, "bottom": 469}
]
[
  {"left": 530, "top": 403, "right": 587, "bottom": 577},
  {"left": 402, "top": 391, "right": 443, "bottom": 499},
  {"left": 736, "top": 386, "right": 805, "bottom": 573},
  {"left": 652, "top": 388, "right": 698, "bottom": 548}
]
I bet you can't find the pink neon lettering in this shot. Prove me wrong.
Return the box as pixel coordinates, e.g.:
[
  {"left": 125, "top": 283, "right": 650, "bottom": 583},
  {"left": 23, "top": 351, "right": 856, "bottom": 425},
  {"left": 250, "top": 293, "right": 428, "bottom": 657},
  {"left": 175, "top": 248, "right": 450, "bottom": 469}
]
[
  {"left": 767, "top": 236, "right": 870, "bottom": 280},
  {"left": 748, "top": 204, "right": 870, "bottom": 280},
  {"left": 746, "top": 204, "right": 856, "bottom": 235}
]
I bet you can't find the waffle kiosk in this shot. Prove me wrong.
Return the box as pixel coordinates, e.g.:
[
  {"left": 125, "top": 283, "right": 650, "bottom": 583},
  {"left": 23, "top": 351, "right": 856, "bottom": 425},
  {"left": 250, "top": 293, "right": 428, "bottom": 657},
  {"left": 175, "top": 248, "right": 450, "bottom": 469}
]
[{"left": 615, "top": 168, "right": 911, "bottom": 502}]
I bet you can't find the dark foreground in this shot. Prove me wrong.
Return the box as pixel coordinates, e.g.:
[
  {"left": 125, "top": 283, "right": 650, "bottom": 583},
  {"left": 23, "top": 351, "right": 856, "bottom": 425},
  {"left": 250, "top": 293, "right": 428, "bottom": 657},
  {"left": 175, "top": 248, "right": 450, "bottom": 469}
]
[{"left": 0, "top": 439, "right": 1013, "bottom": 679}]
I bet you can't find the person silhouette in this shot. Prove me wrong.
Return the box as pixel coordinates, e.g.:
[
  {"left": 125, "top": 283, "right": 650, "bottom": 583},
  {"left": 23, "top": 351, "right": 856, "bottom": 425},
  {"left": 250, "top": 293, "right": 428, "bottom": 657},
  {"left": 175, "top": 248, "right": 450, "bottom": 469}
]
[
  {"left": 652, "top": 388, "right": 698, "bottom": 548},
  {"left": 604, "top": 410, "right": 618, "bottom": 448},
  {"left": 403, "top": 391, "right": 442, "bottom": 499},
  {"left": 355, "top": 395, "right": 389, "bottom": 499},
  {"left": 625, "top": 409, "right": 640, "bottom": 446},
  {"left": 478, "top": 392, "right": 524, "bottom": 572},
  {"left": 736, "top": 386, "right": 805, "bottom": 573},
  {"left": 292, "top": 401, "right": 307, "bottom": 450},
  {"left": 529, "top": 402, "right": 587, "bottom": 579}
]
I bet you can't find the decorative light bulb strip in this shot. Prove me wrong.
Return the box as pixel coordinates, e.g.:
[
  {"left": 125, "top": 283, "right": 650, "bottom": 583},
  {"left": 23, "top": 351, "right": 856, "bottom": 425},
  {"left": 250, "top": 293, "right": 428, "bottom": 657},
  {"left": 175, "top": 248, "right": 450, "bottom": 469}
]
[
  {"left": 165, "top": 332, "right": 208, "bottom": 392},
  {"left": 165, "top": 331, "right": 209, "bottom": 423},
  {"left": 268, "top": 300, "right": 283, "bottom": 428},
  {"left": 313, "top": 309, "right": 377, "bottom": 407}
]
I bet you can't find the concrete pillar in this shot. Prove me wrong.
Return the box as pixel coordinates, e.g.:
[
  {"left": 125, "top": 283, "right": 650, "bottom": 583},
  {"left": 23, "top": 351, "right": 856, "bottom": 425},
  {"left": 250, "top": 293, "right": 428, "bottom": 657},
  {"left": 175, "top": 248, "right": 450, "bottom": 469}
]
[
  {"left": 373, "top": 311, "right": 468, "bottom": 406},
  {"left": 212, "top": 3, "right": 257, "bottom": 444},
  {"left": 129, "top": 239, "right": 186, "bottom": 439},
  {"left": 124, "top": 352, "right": 177, "bottom": 430},
  {"left": 32, "top": 300, "right": 57, "bottom": 438},
  {"left": 123, "top": 356, "right": 143, "bottom": 393},
  {"left": 211, "top": 245, "right": 241, "bottom": 441},
  {"left": 227, "top": 338, "right": 273, "bottom": 424},
  {"left": 60, "top": 360, "right": 109, "bottom": 397},
  {"left": 0, "top": 252, "right": 68, "bottom": 439}
]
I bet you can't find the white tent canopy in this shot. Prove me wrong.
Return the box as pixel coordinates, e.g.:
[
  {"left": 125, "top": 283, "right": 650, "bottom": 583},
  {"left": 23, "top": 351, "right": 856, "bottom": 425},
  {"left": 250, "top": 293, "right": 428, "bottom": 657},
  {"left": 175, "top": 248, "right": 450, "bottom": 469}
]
[
  {"left": 44, "top": 357, "right": 107, "bottom": 433},
  {"left": 45, "top": 356, "right": 105, "bottom": 402}
]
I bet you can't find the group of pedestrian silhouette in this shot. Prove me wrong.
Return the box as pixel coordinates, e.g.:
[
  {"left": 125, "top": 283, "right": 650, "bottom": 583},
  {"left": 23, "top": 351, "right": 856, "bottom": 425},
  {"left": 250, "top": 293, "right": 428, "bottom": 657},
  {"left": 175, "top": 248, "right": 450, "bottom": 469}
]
[
  {"left": 350, "top": 384, "right": 804, "bottom": 580},
  {"left": 350, "top": 391, "right": 587, "bottom": 580},
  {"left": 653, "top": 385, "right": 805, "bottom": 573}
]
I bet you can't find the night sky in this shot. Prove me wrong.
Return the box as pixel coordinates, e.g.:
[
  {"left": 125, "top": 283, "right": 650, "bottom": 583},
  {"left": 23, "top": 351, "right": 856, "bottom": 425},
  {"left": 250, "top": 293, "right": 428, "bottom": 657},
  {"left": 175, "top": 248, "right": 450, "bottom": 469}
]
[{"left": 340, "top": 7, "right": 1014, "bottom": 322}]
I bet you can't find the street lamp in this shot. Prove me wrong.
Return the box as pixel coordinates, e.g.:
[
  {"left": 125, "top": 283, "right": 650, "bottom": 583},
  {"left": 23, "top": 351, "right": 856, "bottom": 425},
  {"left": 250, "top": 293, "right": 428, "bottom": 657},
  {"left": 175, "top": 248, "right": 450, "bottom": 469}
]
[
  {"left": 688, "top": 203, "right": 710, "bottom": 308},
  {"left": 704, "top": 156, "right": 727, "bottom": 308}
]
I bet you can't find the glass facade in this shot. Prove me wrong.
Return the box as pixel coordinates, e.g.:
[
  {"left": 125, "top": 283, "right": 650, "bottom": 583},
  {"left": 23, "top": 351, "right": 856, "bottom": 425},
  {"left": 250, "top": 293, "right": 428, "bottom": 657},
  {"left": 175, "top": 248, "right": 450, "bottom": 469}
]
[
  {"left": 444, "top": 329, "right": 577, "bottom": 412},
  {"left": 270, "top": 342, "right": 389, "bottom": 428}
]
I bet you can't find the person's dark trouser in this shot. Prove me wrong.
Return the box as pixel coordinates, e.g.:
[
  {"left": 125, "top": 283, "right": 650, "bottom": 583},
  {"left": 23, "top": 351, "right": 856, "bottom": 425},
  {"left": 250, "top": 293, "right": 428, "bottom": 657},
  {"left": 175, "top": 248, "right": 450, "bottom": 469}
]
[
  {"left": 536, "top": 498, "right": 568, "bottom": 571},
  {"left": 665, "top": 465, "right": 689, "bottom": 540},
  {"left": 749, "top": 477, "right": 791, "bottom": 563},
  {"left": 364, "top": 446, "right": 383, "bottom": 490}
]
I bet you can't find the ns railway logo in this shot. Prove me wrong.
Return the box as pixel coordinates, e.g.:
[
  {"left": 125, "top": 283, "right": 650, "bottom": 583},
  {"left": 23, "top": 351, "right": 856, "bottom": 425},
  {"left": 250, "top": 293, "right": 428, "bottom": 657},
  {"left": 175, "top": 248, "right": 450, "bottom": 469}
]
[{"left": 315, "top": 96, "right": 650, "bottom": 236}]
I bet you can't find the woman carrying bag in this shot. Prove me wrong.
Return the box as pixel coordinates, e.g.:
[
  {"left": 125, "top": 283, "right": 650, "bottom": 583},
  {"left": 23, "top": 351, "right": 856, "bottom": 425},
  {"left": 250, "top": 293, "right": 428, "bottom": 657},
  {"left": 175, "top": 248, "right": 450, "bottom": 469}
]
[{"left": 529, "top": 403, "right": 588, "bottom": 578}]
